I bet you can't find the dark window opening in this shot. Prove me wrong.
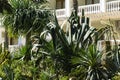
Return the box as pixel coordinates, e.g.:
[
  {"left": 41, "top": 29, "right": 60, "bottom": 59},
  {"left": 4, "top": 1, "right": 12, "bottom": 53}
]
[
  {"left": 85, "top": 0, "right": 99, "bottom": 5},
  {"left": 56, "top": 0, "right": 65, "bottom": 9}
]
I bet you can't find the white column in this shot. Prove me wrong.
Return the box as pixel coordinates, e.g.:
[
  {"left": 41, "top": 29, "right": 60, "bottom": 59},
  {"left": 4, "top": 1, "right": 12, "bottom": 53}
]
[
  {"left": 100, "top": 0, "right": 106, "bottom": 12},
  {"left": 65, "top": 0, "right": 72, "bottom": 17}
]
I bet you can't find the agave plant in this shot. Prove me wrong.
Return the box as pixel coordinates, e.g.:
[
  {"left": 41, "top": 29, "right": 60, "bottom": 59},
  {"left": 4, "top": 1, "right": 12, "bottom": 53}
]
[{"left": 29, "top": 8, "right": 97, "bottom": 80}]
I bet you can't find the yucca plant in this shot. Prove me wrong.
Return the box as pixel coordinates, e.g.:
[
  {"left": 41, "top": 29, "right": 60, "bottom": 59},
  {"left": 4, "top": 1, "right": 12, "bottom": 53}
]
[
  {"left": 69, "top": 21, "right": 120, "bottom": 80},
  {"left": 71, "top": 45, "right": 110, "bottom": 80}
]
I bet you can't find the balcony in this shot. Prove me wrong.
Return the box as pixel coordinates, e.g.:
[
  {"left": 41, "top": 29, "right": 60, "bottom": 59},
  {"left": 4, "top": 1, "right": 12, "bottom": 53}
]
[
  {"left": 56, "top": 0, "right": 120, "bottom": 21},
  {"left": 56, "top": 9, "right": 66, "bottom": 18}
]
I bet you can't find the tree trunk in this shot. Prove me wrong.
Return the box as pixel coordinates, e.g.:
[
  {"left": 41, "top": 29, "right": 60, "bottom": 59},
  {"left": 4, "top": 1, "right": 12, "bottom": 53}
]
[
  {"left": 4, "top": 27, "right": 9, "bottom": 51},
  {"left": 10, "top": 37, "right": 13, "bottom": 45}
]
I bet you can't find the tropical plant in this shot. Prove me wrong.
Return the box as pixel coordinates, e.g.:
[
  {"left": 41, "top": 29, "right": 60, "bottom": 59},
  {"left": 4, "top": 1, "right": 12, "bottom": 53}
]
[
  {"left": 0, "top": 46, "right": 42, "bottom": 79},
  {"left": 0, "top": 51, "right": 13, "bottom": 80},
  {"left": 71, "top": 45, "right": 108, "bottom": 80},
  {"left": 2, "top": 0, "right": 53, "bottom": 61},
  {"left": 40, "top": 9, "right": 120, "bottom": 80},
  {"left": 0, "top": 0, "right": 54, "bottom": 79},
  {"left": 69, "top": 20, "right": 120, "bottom": 80},
  {"left": 7, "top": 0, "right": 51, "bottom": 34},
  {"left": 29, "top": 8, "right": 96, "bottom": 80},
  {"left": 0, "top": 0, "right": 13, "bottom": 51},
  {"left": 113, "top": 75, "right": 120, "bottom": 80},
  {"left": 0, "top": 0, "right": 120, "bottom": 80}
]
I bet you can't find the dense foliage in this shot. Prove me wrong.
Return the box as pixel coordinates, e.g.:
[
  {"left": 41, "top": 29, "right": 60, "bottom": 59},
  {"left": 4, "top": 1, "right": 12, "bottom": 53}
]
[{"left": 0, "top": 0, "right": 120, "bottom": 80}]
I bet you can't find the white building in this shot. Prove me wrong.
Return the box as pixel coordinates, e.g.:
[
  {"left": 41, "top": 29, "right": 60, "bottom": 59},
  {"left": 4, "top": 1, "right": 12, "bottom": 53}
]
[
  {"left": 0, "top": 0, "right": 120, "bottom": 51},
  {"left": 49, "top": 0, "right": 120, "bottom": 39}
]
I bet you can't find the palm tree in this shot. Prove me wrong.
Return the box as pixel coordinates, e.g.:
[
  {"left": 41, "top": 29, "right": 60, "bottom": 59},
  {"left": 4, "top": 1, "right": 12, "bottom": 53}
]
[{"left": 6, "top": 0, "right": 52, "bottom": 60}]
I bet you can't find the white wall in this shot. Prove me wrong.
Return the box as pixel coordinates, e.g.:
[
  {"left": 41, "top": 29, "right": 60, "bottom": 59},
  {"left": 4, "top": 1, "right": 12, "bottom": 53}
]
[
  {"left": 0, "top": 27, "right": 5, "bottom": 44},
  {"left": 0, "top": 15, "right": 4, "bottom": 44},
  {"left": 107, "top": 0, "right": 115, "bottom": 2}
]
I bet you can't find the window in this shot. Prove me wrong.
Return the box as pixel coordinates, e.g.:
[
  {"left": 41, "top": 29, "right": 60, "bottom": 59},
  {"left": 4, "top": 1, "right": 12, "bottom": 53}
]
[
  {"left": 56, "top": 0, "right": 65, "bottom": 9},
  {"left": 107, "top": 0, "right": 115, "bottom": 2},
  {"left": 9, "top": 37, "right": 18, "bottom": 45},
  {"left": 85, "top": 0, "right": 99, "bottom": 5}
]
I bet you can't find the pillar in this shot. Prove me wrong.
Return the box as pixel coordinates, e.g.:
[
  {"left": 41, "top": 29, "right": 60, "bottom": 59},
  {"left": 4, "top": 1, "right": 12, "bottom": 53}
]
[
  {"left": 65, "top": 0, "right": 72, "bottom": 17},
  {"left": 100, "top": 0, "right": 106, "bottom": 12}
]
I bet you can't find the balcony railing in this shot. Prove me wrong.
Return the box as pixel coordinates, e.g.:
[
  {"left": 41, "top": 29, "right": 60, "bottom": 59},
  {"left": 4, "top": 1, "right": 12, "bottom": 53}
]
[
  {"left": 78, "top": 3, "right": 100, "bottom": 15},
  {"left": 107, "top": 0, "right": 120, "bottom": 12},
  {"left": 56, "top": 9, "right": 66, "bottom": 18},
  {"left": 56, "top": 0, "right": 120, "bottom": 18}
]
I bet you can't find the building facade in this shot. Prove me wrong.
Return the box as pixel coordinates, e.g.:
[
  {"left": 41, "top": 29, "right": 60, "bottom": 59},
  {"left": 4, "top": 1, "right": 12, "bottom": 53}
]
[
  {"left": 0, "top": 0, "right": 120, "bottom": 51},
  {"left": 49, "top": 0, "right": 120, "bottom": 39}
]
